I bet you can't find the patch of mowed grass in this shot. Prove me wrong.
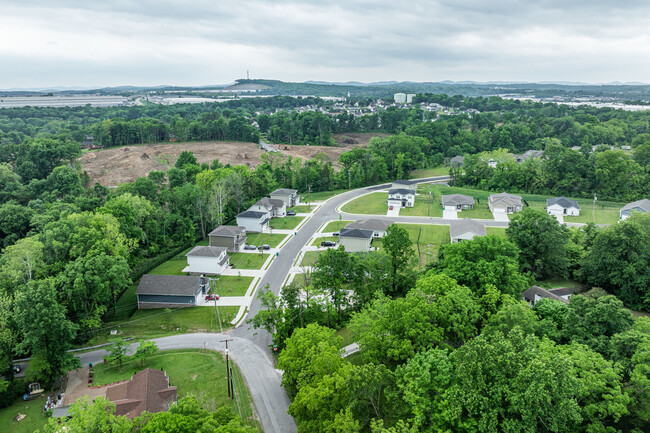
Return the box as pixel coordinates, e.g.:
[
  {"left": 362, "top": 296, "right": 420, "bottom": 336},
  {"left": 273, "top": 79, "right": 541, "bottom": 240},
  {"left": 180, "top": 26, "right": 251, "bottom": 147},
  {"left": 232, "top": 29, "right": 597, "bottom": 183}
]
[
  {"left": 322, "top": 220, "right": 353, "bottom": 233},
  {"left": 486, "top": 227, "right": 508, "bottom": 238},
  {"left": 269, "top": 216, "right": 305, "bottom": 230},
  {"left": 300, "top": 251, "right": 324, "bottom": 267},
  {"left": 211, "top": 276, "right": 254, "bottom": 297},
  {"left": 341, "top": 192, "right": 388, "bottom": 215},
  {"left": 92, "top": 350, "right": 256, "bottom": 428},
  {"left": 410, "top": 166, "right": 449, "bottom": 178},
  {"left": 396, "top": 223, "right": 451, "bottom": 267},
  {"left": 228, "top": 252, "right": 269, "bottom": 270},
  {"left": 245, "top": 233, "right": 287, "bottom": 248},
  {"left": 0, "top": 397, "right": 48, "bottom": 433}
]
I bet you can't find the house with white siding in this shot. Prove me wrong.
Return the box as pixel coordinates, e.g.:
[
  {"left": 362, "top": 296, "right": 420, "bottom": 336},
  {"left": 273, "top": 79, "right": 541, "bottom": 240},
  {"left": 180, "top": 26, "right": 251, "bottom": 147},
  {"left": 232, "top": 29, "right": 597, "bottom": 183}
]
[
  {"left": 236, "top": 210, "right": 270, "bottom": 232},
  {"left": 270, "top": 188, "right": 300, "bottom": 207},
  {"left": 249, "top": 197, "right": 286, "bottom": 218},
  {"left": 547, "top": 197, "right": 581, "bottom": 217},
  {"left": 387, "top": 188, "right": 415, "bottom": 208},
  {"left": 449, "top": 218, "right": 487, "bottom": 243},
  {"left": 184, "top": 246, "right": 229, "bottom": 275}
]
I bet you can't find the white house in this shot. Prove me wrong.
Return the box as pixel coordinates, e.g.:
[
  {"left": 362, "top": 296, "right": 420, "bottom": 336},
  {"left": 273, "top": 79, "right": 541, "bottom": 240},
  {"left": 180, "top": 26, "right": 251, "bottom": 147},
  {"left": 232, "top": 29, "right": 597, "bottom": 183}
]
[
  {"left": 449, "top": 218, "right": 487, "bottom": 243},
  {"left": 346, "top": 219, "right": 393, "bottom": 237},
  {"left": 249, "top": 197, "right": 286, "bottom": 218},
  {"left": 620, "top": 199, "right": 650, "bottom": 220},
  {"left": 488, "top": 192, "right": 523, "bottom": 214},
  {"left": 184, "top": 246, "right": 229, "bottom": 276},
  {"left": 270, "top": 188, "right": 300, "bottom": 207},
  {"left": 339, "top": 228, "right": 374, "bottom": 252},
  {"left": 387, "top": 188, "right": 415, "bottom": 208},
  {"left": 236, "top": 210, "right": 270, "bottom": 232},
  {"left": 442, "top": 194, "right": 474, "bottom": 211},
  {"left": 547, "top": 197, "right": 581, "bottom": 217}
]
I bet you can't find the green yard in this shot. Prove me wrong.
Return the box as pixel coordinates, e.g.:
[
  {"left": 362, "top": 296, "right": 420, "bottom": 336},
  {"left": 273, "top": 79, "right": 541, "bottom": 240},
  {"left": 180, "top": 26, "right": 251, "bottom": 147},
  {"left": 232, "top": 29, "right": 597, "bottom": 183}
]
[
  {"left": 245, "top": 233, "right": 287, "bottom": 248},
  {"left": 92, "top": 350, "right": 257, "bottom": 428},
  {"left": 228, "top": 252, "right": 269, "bottom": 270},
  {"left": 310, "top": 236, "right": 339, "bottom": 246},
  {"left": 87, "top": 306, "right": 240, "bottom": 346},
  {"left": 398, "top": 194, "right": 444, "bottom": 217},
  {"left": 300, "top": 251, "right": 324, "bottom": 267},
  {"left": 486, "top": 227, "right": 508, "bottom": 238},
  {"left": 341, "top": 192, "right": 387, "bottom": 215},
  {"left": 269, "top": 216, "right": 305, "bottom": 230},
  {"left": 149, "top": 240, "right": 209, "bottom": 276},
  {"left": 335, "top": 327, "right": 357, "bottom": 347},
  {"left": 211, "top": 276, "right": 254, "bottom": 297},
  {"left": 410, "top": 166, "right": 449, "bottom": 178},
  {"left": 322, "top": 220, "right": 353, "bottom": 233},
  {"left": 396, "top": 223, "right": 451, "bottom": 267},
  {"left": 0, "top": 396, "right": 48, "bottom": 433},
  {"left": 289, "top": 205, "right": 315, "bottom": 213}
]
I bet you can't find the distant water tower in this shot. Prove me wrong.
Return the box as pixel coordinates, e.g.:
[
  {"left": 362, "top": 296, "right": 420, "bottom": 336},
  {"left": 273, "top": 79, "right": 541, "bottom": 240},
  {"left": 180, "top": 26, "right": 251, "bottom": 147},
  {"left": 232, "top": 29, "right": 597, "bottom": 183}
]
[{"left": 394, "top": 93, "right": 407, "bottom": 103}]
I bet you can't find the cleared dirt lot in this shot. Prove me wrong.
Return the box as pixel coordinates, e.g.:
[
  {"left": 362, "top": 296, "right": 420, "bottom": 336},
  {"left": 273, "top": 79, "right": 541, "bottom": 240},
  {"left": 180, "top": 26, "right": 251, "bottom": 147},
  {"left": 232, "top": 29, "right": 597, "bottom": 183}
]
[{"left": 80, "top": 133, "right": 388, "bottom": 186}]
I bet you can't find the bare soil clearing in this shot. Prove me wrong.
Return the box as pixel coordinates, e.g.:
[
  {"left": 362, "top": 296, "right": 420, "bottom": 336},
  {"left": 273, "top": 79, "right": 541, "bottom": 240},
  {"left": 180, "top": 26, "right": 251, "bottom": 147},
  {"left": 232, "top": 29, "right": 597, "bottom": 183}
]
[{"left": 80, "top": 133, "right": 388, "bottom": 186}]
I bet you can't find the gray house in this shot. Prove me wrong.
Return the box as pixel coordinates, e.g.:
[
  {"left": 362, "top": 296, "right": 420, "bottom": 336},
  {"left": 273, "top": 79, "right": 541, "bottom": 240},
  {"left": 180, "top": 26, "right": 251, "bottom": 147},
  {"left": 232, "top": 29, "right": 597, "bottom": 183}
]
[
  {"left": 137, "top": 275, "right": 209, "bottom": 309},
  {"left": 449, "top": 155, "right": 464, "bottom": 167},
  {"left": 489, "top": 192, "right": 523, "bottom": 214},
  {"left": 449, "top": 218, "right": 486, "bottom": 243},
  {"left": 620, "top": 199, "right": 650, "bottom": 220},
  {"left": 339, "top": 228, "right": 374, "bottom": 252},
  {"left": 346, "top": 219, "right": 393, "bottom": 237},
  {"left": 250, "top": 197, "right": 287, "bottom": 218},
  {"left": 442, "top": 194, "right": 474, "bottom": 210},
  {"left": 270, "top": 188, "right": 300, "bottom": 207},
  {"left": 209, "top": 226, "right": 246, "bottom": 251}
]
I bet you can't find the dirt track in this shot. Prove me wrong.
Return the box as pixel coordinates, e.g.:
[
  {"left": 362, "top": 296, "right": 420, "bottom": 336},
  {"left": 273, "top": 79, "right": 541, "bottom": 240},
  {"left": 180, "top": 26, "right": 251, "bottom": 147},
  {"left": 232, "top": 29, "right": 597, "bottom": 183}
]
[{"left": 79, "top": 133, "right": 388, "bottom": 186}]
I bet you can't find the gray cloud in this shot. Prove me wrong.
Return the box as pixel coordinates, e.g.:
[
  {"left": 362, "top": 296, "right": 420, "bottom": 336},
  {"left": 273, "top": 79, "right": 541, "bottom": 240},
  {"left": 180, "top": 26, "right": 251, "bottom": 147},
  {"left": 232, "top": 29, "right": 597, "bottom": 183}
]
[{"left": 1, "top": 1, "right": 650, "bottom": 87}]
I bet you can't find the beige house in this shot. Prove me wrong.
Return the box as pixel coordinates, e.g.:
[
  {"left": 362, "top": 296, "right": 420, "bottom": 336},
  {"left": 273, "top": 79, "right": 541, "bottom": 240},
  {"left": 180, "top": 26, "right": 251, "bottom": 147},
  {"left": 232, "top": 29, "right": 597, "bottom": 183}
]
[
  {"left": 339, "top": 227, "right": 374, "bottom": 252},
  {"left": 488, "top": 192, "right": 523, "bottom": 214}
]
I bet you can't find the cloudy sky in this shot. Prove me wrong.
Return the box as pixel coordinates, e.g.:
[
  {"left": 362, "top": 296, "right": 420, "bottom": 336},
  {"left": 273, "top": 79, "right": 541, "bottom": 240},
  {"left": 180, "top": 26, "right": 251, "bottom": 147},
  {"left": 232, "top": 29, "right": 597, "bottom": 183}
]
[{"left": 1, "top": 0, "right": 649, "bottom": 88}]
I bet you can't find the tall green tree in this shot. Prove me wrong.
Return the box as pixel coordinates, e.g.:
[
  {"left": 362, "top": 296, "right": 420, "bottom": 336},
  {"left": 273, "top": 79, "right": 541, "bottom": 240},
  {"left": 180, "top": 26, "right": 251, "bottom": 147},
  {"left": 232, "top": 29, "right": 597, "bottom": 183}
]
[{"left": 382, "top": 225, "right": 415, "bottom": 295}]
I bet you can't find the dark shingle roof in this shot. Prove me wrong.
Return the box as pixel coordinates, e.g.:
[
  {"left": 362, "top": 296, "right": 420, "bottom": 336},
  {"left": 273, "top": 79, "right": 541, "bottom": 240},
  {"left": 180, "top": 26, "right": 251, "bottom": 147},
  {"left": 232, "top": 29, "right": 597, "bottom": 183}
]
[
  {"left": 547, "top": 287, "right": 582, "bottom": 297},
  {"left": 547, "top": 197, "right": 580, "bottom": 210},
  {"left": 136, "top": 275, "right": 203, "bottom": 296},
  {"left": 340, "top": 227, "right": 374, "bottom": 239},
  {"left": 208, "top": 225, "right": 245, "bottom": 238},
  {"left": 237, "top": 210, "right": 267, "bottom": 219},
  {"left": 254, "top": 197, "right": 285, "bottom": 210},
  {"left": 186, "top": 246, "right": 227, "bottom": 257},
  {"left": 271, "top": 188, "right": 298, "bottom": 195},
  {"left": 489, "top": 192, "right": 522, "bottom": 207},
  {"left": 442, "top": 194, "right": 474, "bottom": 207},
  {"left": 347, "top": 219, "right": 393, "bottom": 231},
  {"left": 388, "top": 188, "right": 415, "bottom": 195},
  {"left": 449, "top": 218, "right": 486, "bottom": 238},
  {"left": 521, "top": 285, "right": 569, "bottom": 304}
]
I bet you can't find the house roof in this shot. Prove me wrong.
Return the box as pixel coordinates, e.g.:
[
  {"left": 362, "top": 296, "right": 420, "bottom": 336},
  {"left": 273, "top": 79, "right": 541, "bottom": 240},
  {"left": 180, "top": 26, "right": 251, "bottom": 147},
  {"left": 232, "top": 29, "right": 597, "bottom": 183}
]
[
  {"left": 523, "top": 150, "right": 544, "bottom": 158},
  {"left": 521, "top": 285, "right": 569, "bottom": 304},
  {"left": 208, "top": 225, "right": 245, "bottom": 238},
  {"left": 489, "top": 192, "right": 522, "bottom": 207},
  {"left": 388, "top": 188, "right": 415, "bottom": 195},
  {"left": 449, "top": 218, "right": 487, "bottom": 239},
  {"left": 271, "top": 188, "right": 298, "bottom": 195},
  {"left": 253, "top": 197, "right": 285, "bottom": 210},
  {"left": 442, "top": 194, "right": 474, "bottom": 206},
  {"left": 340, "top": 227, "right": 374, "bottom": 239},
  {"left": 547, "top": 197, "right": 581, "bottom": 210},
  {"left": 450, "top": 155, "right": 464, "bottom": 164},
  {"left": 547, "top": 287, "right": 582, "bottom": 297},
  {"left": 136, "top": 275, "right": 204, "bottom": 297},
  {"left": 393, "top": 179, "right": 418, "bottom": 185},
  {"left": 186, "top": 246, "right": 227, "bottom": 258},
  {"left": 347, "top": 218, "right": 393, "bottom": 231},
  {"left": 621, "top": 199, "right": 650, "bottom": 213},
  {"left": 106, "top": 368, "right": 177, "bottom": 419},
  {"left": 237, "top": 210, "right": 268, "bottom": 219}
]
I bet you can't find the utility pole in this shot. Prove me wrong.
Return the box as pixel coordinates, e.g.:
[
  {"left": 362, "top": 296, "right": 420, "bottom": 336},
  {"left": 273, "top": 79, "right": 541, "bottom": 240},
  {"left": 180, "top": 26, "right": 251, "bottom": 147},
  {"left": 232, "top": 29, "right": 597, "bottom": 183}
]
[
  {"left": 592, "top": 194, "right": 597, "bottom": 223},
  {"left": 308, "top": 184, "right": 311, "bottom": 207},
  {"left": 212, "top": 278, "right": 222, "bottom": 333},
  {"left": 220, "top": 338, "right": 235, "bottom": 398}
]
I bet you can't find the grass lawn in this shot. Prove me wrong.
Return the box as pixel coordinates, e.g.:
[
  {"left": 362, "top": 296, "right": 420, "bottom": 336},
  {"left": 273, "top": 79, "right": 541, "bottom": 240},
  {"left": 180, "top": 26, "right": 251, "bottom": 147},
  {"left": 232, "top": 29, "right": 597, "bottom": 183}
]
[
  {"left": 486, "top": 227, "right": 508, "bottom": 238},
  {"left": 92, "top": 349, "right": 256, "bottom": 428},
  {"left": 269, "top": 216, "right": 305, "bottom": 230},
  {"left": 149, "top": 240, "right": 209, "bottom": 276},
  {"left": 228, "top": 252, "right": 269, "bottom": 270},
  {"left": 245, "top": 233, "right": 287, "bottom": 248},
  {"left": 300, "top": 251, "right": 324, "bottom": 267},
  {"left": 371, "top": 238, "right": 383, "bottom": 250},
  {"left": 397, "top": 223, "right": 451, "bottom": 268},
  {"left": 341, "top": 192, "right": 387, "bottom": 215},
  {"left": 304, "top": 189, "right": 349, "bottom": 202},
  {"left": 289, "top": 205, "right": 315, "bottom": 213},
  {"left": 410, "top": 166, "right": 449, "bottom": 178},
  {"left": 212, "top": 276, "right": 254, "bottom": 297},
  {"left": 0, "top": 396, "right": 49, "bottom": 433},
  {"left": 322, "top": 220, "right": 353, "bottom": 233},
  {"left": 335, "top": 327, "right": 356, "bottom": 347},
  {"left": 310, "top": 236, "right": 339, "bottom": 247},
  {"left": 88, "top": 306, "right": 239, "bottom": 346},
  {"left": 399, "top": 196, "right": 444, "bottom": 217}
]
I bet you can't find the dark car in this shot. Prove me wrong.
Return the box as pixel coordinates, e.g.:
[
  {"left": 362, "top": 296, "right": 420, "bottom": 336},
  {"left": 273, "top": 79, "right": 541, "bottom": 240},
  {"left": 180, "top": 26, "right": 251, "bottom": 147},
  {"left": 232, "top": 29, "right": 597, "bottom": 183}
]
[
  {"left": 321, "top": 241, "right": 337, "bottom": 247},
  {"left": 258, "top": 244, "right": 271, "bottom": 250},
  {"left": 12, "top": 365, "right": 20, "bottom": 374},
  {"left": 332, "top": 232, "right": 339, "bottom": 236},
  {"left": 287, "top": 210, "right": 296, "bottom": 216},
  {"left": 243, "top": 245, "right": 257, "bottom": 250}
]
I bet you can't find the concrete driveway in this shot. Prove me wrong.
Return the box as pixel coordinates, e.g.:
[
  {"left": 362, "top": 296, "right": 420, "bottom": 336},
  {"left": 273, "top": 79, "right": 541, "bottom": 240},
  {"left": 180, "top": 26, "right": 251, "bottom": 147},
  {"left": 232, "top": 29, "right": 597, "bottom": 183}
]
[
  {"left": 386, "top": 206, "right": 401, "bottom": 217},
  {"left": 492, "top": 210, "right": 509, "bottom": 222},
  {"left": 442, "top": 209, "right": 458, "bottom": 219}
]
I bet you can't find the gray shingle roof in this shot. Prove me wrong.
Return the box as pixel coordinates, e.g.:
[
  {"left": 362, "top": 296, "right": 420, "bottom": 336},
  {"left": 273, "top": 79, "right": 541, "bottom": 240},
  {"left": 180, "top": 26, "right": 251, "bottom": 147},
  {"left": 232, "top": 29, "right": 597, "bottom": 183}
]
[
  {"left": 450, "top": 155, "right": 464, "bottom": 164},
  {"left": 388, "top": 188, "right": 415, "bottom": 195},
  {"left": 547, "top": 197, "right": 580, "bottom": 209},
  {"left": 271, "top": 188, "right": 298, "bottom": 195},
  {"left": 186, "top": 246, "right": 227, "bottom": 258},
  {"left": 136, "top": 275, "right": 204, "bottom": 296},
  {"left": 347, "top": 219, "right": 393, "bottom": 231},
  {"left": 449, "top": 218, "right": 487, "bottom": 239},
  {"left": 208, "top": 225, "right": 245, "bottom": 238},
  {"left": 521, "top": 285, "right": 569, "bottom": 304},
  {"left": 547, "top": 287, "right": 582, "bottom": 297},
  {"left": 621, "top": 199, "right": 650, "bottom": 213},
  {"left": 489, "top": 192, "right": 522, "bottom": 207},
  {"left": 442, "top": 194, "right": 474, "bottom": 207},
  {"left": 254, "top": 197, "right": 285, "bottom": 210},
  {"left": 340, "top": 227, "right": 374, "bottom": 239},
  {"left": 238, "top": 210, "right": 267, "bottom": 219}
]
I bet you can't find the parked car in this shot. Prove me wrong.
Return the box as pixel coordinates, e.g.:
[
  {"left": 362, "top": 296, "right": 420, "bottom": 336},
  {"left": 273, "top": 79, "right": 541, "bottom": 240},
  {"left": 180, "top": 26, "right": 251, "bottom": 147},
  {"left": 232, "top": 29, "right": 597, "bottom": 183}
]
[
  {"left": 332, "top": 232, "right": 339, "bottom": 236},
  {"left": 12, "top": 365, "right": 20, "bottom": 374},
  {"left": 258, "top": 244, "right": 271, "bottom": 250},
  {"left": 287, "top": 210, "right": 296, "bottom": 216},
  {"left": 389, "top": 205, "right": 394, "bottom": 210},
  {"left": 205, "top": 294, "right": 219, "bottom": 301},
  {"left": 243, "top": 245, "right": 257, "bottom": 250},
  {"left": 321, "top": 241, "right": 337, "bottom": 247}
]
